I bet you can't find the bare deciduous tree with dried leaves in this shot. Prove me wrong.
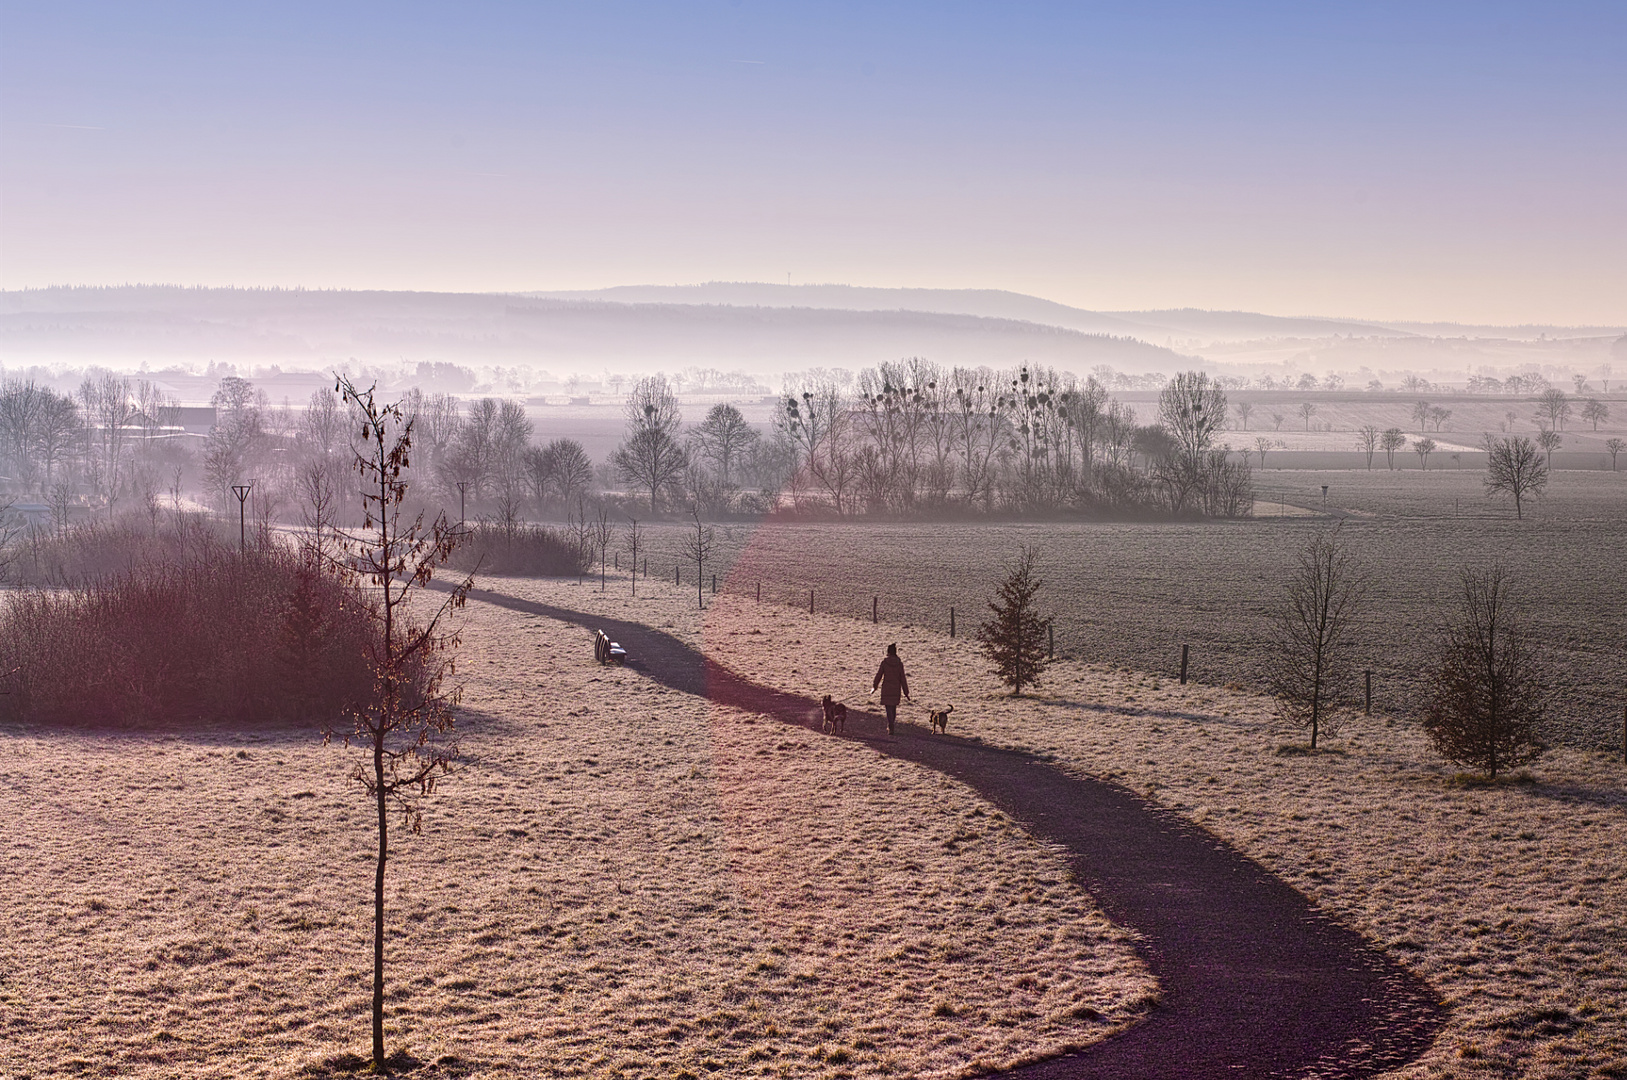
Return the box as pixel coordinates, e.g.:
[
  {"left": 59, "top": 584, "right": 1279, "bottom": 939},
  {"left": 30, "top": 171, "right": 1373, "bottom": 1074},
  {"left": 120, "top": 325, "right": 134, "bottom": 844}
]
[{"left": 333, "top": 375, "right": 473, "bottom": 1072}]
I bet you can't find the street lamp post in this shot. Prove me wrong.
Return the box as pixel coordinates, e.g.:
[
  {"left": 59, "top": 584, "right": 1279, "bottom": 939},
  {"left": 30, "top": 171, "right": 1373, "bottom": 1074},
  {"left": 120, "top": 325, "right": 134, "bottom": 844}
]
[{"left": 231, "top": 483, "right": 253, "bottom": 553}]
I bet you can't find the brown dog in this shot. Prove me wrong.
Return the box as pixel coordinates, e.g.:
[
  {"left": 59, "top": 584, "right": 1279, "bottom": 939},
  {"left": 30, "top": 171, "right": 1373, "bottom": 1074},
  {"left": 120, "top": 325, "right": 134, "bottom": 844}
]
[
  {"left": 821, "top": 695, "right": 847, "bottom": 734},
  {"left": 928, "top": 704, "right": 953, "bottom": 735}
]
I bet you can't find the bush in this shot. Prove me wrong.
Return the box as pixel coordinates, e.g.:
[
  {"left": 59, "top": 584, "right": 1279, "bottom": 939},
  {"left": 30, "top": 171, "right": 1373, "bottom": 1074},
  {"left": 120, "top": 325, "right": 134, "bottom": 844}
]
[
  {"left": 445, "top": 521, "right": 586, "bottom": 576},
  {"left": 5, "top": 514, "right": 236, "bottom": 586},
  {"left": 0, "top": 538, "right": 378, "bottom": 729}
]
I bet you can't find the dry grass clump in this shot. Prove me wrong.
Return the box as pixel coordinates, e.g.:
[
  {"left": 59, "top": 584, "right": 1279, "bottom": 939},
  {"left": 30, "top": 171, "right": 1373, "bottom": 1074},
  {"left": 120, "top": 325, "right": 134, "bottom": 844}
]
[
  {"left": 589, "top": 578, "right": 1625, "bottom": 1080},
  {"left": 0, "top": 581, "right": 1152, "bottom": 1078},
  {"left": 0, "top": 542, "right": 375, "bottom": 728}
]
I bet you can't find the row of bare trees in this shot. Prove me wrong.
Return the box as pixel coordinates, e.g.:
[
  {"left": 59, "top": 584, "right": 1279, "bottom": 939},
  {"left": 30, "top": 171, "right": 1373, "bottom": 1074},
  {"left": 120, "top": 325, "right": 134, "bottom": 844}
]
[
  {"left": 766, "top": 361, "right": 1254, "bottom": 517},
  {"left": 0, "top": 373, "right": 188, "bottom": 527}
]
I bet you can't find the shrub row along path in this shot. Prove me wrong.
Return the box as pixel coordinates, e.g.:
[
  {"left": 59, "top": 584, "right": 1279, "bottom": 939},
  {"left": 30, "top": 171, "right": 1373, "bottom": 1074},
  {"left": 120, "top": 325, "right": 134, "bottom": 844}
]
[{"left": 467, "top": 585, "right": 1443, "bottom": 1079}]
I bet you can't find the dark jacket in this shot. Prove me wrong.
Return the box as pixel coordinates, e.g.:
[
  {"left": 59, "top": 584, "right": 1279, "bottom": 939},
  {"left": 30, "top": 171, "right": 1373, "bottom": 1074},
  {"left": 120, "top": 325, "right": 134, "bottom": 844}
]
[{"left": 873, "top": 654, "right": 909, "bottom": 706}]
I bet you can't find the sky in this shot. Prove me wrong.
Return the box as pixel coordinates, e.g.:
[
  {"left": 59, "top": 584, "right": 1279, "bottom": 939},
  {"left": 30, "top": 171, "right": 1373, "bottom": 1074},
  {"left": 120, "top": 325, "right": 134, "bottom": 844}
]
[{"left": 2, "top": 1, "right": 1624, "bottom": 324}]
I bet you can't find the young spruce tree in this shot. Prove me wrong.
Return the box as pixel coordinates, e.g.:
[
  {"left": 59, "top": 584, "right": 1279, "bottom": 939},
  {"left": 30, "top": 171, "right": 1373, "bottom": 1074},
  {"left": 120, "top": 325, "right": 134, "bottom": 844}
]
[{"left": 976, "top": 545, "right": 1052, "bottom": 696}]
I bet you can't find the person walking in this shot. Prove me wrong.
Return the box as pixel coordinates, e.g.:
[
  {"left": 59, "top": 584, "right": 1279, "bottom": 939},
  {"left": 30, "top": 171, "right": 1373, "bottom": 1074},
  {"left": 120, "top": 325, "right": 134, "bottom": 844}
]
[{"left": 872, "top": 643, "right": 910, "bottom": 735}]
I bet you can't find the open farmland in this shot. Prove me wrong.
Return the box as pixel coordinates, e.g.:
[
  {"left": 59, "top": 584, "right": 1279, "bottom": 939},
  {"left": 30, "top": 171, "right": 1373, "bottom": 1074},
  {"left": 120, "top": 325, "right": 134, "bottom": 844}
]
[{"left": 616, "top": 470, "right": 1627, "bottom": 750}]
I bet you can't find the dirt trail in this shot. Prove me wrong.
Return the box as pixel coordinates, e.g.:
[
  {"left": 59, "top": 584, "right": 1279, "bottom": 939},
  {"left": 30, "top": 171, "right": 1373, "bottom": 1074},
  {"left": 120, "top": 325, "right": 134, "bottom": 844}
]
[{"left": 467, "top": 585, "right": 1443, "bottom": 1079}]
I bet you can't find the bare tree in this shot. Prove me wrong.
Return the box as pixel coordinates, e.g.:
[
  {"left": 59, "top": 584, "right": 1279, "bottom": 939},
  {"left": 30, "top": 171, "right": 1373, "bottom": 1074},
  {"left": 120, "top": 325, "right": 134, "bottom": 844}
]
[
  {"left": 332, "top": 376, "right": 471, "bottom": 1072},
  {"left": 1267, "top": 526, "right": 1368, "bottom": 748},
  {"left": 688, "top": 402, "right": 759, "bottom": 487},
  {"left": 1379, "top": 428, "right": 1406, "bottom": 470},
  {"left": 1606, "top": 438, "right": 1626, "bottom": 471},
  {"left": 492, "top": 481, "right": 524, "bottom": 540},
  {"left": 1579, "top": 398, "right": 1608, "bottom": 431},
  {"left": 591, "top": 502, "right": 613, "bottom": 592},
  {"left": 297, "top": 457, "right": 340, "bottom": 562},
  {"left": 1536, "top": 387, "right": 1571, "bottom": 431},
  {"left": 300, "top": 386, "right": 345, "bottom": 457},
  {"left": 679, "top": 508, "right": 714, "bottom": 609},
  {"left": 1234, "top": 400, "right": 1253, "bottom": 431},
  {"left": 975, "top": 545, "right": 1052, "bottom": 696},
  {"left": 1411, "top": 400, "right": 1430, "bottom": 432},
  {"left": 613, "top": 376, "right": 686, "bottom": 513},
  {"left": 1254, "top": 436, "right": 1273, "bottom": 467},
  {"left": 566, "top": 493, "right": 593, "bottom": 585},
  {"left": 1270, "top": 411, "right": 1286, "bottom": 432},
  {"left": 1298, "top": 401, "right": 1318, "bottom": 431},
  {"left": 1536, "top": 427, "right": 1561, "bottom": 468},
  {"left": 1427, "top": 405, "right": 1452, "bottom": 432},
  {"left": 1423, "top": 567, "right": 1548, "bottom": 780},
  {"left": 1356, "top": 425, "right": 1380, "bottom": 470},
  {"left": 1414, "top": 436, "right": 1437, "bottom": 471},
  {"left": 1155, "top": 371, "right": 1228, "bottom": 512},
  {"left": 1483, "top": 435, "right": 1548, "bottom": 519},
  {"left": 622, "top": 516, "right": 644, "bottom": 595}
]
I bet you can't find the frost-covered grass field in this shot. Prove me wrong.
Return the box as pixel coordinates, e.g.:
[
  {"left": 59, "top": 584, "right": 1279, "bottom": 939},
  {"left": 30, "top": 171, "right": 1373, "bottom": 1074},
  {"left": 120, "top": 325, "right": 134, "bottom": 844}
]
[
  {"left": 587, "top": 580, "right": 1621, "bottom": 1080},
  {"left": 0, "top": 581, "right": 1153, "bottom": 1079}
]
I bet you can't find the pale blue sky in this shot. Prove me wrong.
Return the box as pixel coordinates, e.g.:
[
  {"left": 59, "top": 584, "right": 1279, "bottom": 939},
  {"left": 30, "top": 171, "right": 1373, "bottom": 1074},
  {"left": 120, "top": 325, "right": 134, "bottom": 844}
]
[{"left": 3, "top": 2, "right": 1623, "bottom": 322}]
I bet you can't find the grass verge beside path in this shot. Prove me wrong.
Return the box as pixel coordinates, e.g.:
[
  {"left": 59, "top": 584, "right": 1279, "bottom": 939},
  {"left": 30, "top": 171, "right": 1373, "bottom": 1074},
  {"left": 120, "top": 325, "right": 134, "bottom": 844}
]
[{"left": 510, "top": 574, "right": 1627, "bottom": 1080}]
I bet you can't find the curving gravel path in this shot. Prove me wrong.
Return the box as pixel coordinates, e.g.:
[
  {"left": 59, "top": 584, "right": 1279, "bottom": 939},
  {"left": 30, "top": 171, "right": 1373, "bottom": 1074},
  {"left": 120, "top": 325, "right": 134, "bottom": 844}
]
[{"left": 469, "top": 586, "right": 1443, "bottom": 1079}]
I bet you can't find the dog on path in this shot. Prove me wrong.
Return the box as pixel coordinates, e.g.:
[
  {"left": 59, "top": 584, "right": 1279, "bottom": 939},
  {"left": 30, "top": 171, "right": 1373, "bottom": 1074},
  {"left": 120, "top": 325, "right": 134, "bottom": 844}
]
[
  {"left": 928, "top": 704, "right": 953, "bottom": 735},
  {"left": 821, "top": 695, "right": 847, "bottom": 734}
]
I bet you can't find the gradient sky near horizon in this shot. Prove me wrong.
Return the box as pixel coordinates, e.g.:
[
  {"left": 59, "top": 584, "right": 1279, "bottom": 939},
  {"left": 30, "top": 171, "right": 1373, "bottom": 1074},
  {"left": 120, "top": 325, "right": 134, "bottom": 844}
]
[{"left": 2, "top": 2, "right": 1624, "bottom": 324}]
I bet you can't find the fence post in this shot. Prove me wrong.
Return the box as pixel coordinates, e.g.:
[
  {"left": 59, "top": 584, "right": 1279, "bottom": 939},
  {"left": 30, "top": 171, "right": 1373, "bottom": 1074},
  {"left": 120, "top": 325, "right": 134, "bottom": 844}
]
[
  {"left": 950, "top": 606, "right": 955, "bottom": 638},
  {"left": 873, "top": 596, "right": 877, "bottom": 624},
  {"left": 712, "top": 574, "right": 717, "bottom": 595},
  {"left": 1049, "top": 622, "right": 1054, "bottom": 660},
  {"left": 676, "top": 565, "right": 680, "bottom": 586},
  {"left": 1179, "top": 644, "right": 1189, "bottom": 685},
  {"left": 1365, "top": 670, "right": 1373, "bottom": 716},
  {"left": 809, "top": 589, "right": 815, "bottom": 615},
  {"left": 756, "top": 581, "right": 761, "bottom": 604}
]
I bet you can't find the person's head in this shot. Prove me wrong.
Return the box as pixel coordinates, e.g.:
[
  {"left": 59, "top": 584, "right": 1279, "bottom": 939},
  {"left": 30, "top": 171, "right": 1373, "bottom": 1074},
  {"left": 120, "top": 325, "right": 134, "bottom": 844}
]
[{"left": 887, "top": 643, "right": 897, "bottom": 656}]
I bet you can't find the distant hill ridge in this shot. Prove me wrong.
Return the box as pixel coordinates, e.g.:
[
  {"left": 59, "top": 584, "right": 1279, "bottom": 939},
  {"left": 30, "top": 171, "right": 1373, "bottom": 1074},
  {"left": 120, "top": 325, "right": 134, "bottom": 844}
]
[
  {"left": 0, "top": 285, "right": 1193, "bottom": 374},
  {"left": 3, "top": 285, "right": 1620, "bottom": 376}
]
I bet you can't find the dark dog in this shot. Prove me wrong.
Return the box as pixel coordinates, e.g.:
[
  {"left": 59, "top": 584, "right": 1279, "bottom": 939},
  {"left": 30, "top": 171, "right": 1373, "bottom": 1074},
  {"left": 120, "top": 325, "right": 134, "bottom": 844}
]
[
  {"left": 821, "top": 695, "right": 847, "bottom": 734},
  {"left": 928, "top": 704, "right": 953, "bottom": 735}
]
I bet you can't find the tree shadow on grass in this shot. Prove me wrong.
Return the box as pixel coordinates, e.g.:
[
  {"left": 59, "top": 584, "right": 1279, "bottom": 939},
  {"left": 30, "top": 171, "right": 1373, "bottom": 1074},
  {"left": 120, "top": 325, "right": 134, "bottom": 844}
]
[
  {"left": 293, "top": 1050, "right": 479, "bottom": 1078},
  {"left": 1523, "top": 780, "right": 1627, "bottom": 811},
  {"left": 1030, "top": 694, "right": 1253, "bottom": 730}
]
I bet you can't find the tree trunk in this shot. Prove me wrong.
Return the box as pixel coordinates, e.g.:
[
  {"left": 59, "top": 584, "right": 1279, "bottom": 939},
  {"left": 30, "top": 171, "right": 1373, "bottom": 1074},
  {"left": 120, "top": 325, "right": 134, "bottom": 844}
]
[{"left": 373, "top": 741, "right": 388, "bottom": 1069}]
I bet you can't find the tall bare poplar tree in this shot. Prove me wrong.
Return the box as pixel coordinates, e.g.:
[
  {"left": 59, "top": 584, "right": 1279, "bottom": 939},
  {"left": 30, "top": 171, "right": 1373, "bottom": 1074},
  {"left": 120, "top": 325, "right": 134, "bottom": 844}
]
[{"left": 333, "top": 376, "right": 473, "bottom": 1071}]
